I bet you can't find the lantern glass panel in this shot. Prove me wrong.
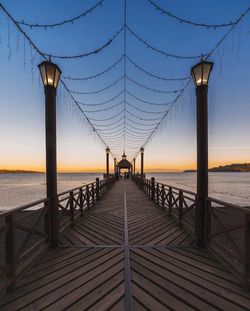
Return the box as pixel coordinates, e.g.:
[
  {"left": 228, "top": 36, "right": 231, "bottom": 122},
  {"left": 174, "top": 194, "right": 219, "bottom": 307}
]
[
  {"left": 202, "top": 62, "right": 212, "bottom": 86},
  {"left": 46, "top": 64, "right": 56, "bottom": 86},
  {"left": 38, "top": 61, "right": 61, "bottom": 88},
  {"left": 191, "top": 61, "right": 213, "bottom": 87},
  {"left": 54, "top": 68, "right": 61, "bottom": 88},
  {"left": 39, "top": 64, "right": 47, "bottom": 86}
]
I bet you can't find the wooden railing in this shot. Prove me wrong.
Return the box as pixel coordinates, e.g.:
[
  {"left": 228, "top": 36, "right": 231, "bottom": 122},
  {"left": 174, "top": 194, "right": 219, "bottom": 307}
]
[
  {"left": 57, "top": 176, "right": 116, "bottom": 233},
  {"left": 132, "top": 174, "right": 250, "bottom": 288},
  {"left": 0, "top": 199, "right": 49, "bottom": 294},
  {"left": 132, "top": 175, "right": 197, "bottom": 237},
  {"left": 0, "top": 175, "right": 116, "bottom": 294},
  {"left": 207, "top": 197, "right": 250, "bottom": 288}
]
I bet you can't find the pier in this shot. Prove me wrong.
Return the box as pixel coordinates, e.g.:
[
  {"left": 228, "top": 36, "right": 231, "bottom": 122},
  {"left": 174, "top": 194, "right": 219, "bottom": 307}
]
[
  {"left": 1, "top": 1, "right": 250, "bottom": 310},
  {"left": 1, "top": 178, "right": 250, "bottom": 310}
]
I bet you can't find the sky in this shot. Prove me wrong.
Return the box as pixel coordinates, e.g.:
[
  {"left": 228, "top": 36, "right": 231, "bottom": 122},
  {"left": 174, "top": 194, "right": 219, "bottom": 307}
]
[{"left": 0, "top": 0, "right": 250, "bottom": 172}]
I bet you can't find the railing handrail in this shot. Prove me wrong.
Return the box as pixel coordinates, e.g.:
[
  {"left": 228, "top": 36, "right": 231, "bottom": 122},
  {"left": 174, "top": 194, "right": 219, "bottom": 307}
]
[
  {"left": 0, "top": 198, "right": 48, "bottom": 217},
  {"left": 139, "top": 175, "right": 249, "bottom": 211},
  {"left": 57, "top": 181, "right": 96, "bottom": 197},
  {"left": 206, "top": 196, "right": 250, "bottom": 211}
]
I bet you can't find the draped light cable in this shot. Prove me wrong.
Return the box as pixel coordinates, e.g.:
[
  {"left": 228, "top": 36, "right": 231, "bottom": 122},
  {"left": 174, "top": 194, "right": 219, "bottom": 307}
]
[
  {"left": 0, "top": 4, "right": 118, "bottom": 158},
  {"left": 63, "top": 55, "right": 124, "bottom": 80},
  {"left": 131, "top": 7, "right": 250, "bottom": 160},
  {"left": 17, "top": 0, "right": 105, "bottom": 28},
  {"left": 147, "top": 0, "right": 250, "bottom": 29},
  {"left": 69, "top": 75, "right": 124, "bottom": 94}
]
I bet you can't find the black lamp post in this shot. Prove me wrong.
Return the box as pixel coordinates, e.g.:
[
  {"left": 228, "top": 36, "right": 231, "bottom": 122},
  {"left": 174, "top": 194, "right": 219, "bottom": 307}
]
[
  {"left": 114, "top": 158, "right": 117, "bottom": 175},
  {"left": 191, "top": 59, "right": 213, "bottom": 248},
  {"left": 106, "top": 147, "right": 110, "bottom": 177},
  {"left": 38, "top": 60, "right": 61, "bottom": 247},
  {"left": 133, "top": 158, "right": 136, "bottom": 175},
  {"left": 140, "top": 147, "right": 144, "bottom": 183}
]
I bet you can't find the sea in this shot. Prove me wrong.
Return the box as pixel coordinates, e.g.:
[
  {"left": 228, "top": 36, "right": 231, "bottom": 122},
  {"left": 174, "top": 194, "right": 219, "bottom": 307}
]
[{"left": 0, "top": 172, "right": 250, "bottom": 211}]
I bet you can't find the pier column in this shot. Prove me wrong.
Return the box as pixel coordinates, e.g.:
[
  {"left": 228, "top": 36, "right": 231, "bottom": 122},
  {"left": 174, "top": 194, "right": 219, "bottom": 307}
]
[
  {"left": 191, "top": 60, "right": 213, "bottom": 248},
  {"left": 114, "top": 158, "right": 117, "bottom": 175},
  {"left": 133, "top": 158, "right": 136, "bottom": 175},
  {"left": 140, "top": 147, "right": 144, "bottom": 184},
  {"left": 38, "top": 60, "right": 61, "bottom": 247},
  {"left": 106, "top": 147, "right": 110, "bottom": 177}
]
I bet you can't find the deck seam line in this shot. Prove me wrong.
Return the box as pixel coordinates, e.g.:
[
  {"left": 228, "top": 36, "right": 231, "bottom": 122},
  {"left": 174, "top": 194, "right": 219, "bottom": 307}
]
[{"left": 124, "top": 184, "right": 134, "bottom": 311}]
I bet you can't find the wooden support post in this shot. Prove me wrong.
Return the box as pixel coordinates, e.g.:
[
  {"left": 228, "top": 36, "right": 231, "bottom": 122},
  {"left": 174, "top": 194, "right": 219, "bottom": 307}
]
[
  {"left": 179, "top": 190, "right": 183, "bottom": 225},
  {"left": 70, "top": 191, "right": 74, "bottom": 225},
  {"left": 79, "top": 188, "right": 84, "bottom": 216},
  {"left": 169, "top": 187, "right": 173, "bottom": 214},
  {"left": 86, "top": 185, "right": 90, "bottom": 209},
  {"left": 5, "top": 215, "right": 16, "bottom": 291},
  {"left": 244, "top": 213, "right": 250, "bottom": 289},
  {"left": 151, "top": 177, "right": 155, "bottom": 201},
  {"left": 156, "top": 183, "right": 159, "bottom": 205},
  {"left": 140, "top": 149, "right": 144, "bottom": 186},
  {"left": 196, "top": 85, "right": 208, "bottom": 248},
  {"left": 161, "top": 184, "right": 165, "bottom": 209},
  {"left": 45, "top": 86, "right": 58, "bottom": 247},
  {"left": 92, "top": 183, "right": 95, "bottom": 205},
  {"left": 96, "top": 178, "right": 100, "bottom": 200},
  {"left": 44, "top": 200, "right": 50, "bottom": 242}
]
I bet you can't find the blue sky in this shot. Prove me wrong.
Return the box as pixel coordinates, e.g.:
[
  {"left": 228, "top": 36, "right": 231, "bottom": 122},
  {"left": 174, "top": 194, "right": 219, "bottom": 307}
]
[{"left": 0, "top": 0, "right": 250, "bottom": 172}]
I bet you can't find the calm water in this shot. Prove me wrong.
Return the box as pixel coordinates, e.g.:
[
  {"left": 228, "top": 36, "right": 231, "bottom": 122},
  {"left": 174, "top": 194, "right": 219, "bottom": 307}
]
[{"left": 0, "top": 172, "right": 250, "bottom": 211}]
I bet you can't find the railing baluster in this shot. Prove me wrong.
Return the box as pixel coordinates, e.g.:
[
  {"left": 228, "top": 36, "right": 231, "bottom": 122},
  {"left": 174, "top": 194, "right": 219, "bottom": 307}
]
[
  {"left": 91, "top": 183, "right": 95, "bottom": 206},
  {"left": 96, "top": 178, "right": 100, "bottom": 200},
  {"left": 5, "top": 214, "right": 16, "bottom": 291},
  {"left": 70, "top": 191, "right": 74, "bottom": 225},
  {"left": 151, "top": 177, "right": 155, "bottom": 201},
  {"left": 161, "top": 185, "right": 165, "bottom": 209},
  {"left": 156, "top": 183, "right": 159, "bottom": 205},
  {"left": 79, "top": 188, "right": 83, "bottom": 217},
  {"left": 179, "top": 190, "right": 183, "bottom": 225},
  {"left": 169, "top": 187, "right": 173, "bottom": 215},
  {"left": 86, "top": 185, "right": 90, "bottom": 209}
]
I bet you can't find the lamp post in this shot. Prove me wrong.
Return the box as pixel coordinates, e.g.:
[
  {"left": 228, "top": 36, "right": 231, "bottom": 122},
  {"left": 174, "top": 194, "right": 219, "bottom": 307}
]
[
  {"left": 38, "top": 60, "right": 61, "bottom": 247},
  {"left": 133, "top": 158, "right": 136, "bottom": 175},
  {"left": 106, "top": 147, "right": 110, "bottom": 177},
  {"left": 114, "top": 158, "right": 117, "bottom": 175},
  {"left": 191, "top": 59, "right": 213, "bottom": 248},
  {"left": 140, "top": 147, "right": 144, "bottom": 184}
]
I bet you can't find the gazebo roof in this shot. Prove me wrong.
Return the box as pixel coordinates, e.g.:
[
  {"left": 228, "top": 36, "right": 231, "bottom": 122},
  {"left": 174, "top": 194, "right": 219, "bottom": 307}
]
[{"left": 117, "top": 159, "right": 131, "bottom": 169}]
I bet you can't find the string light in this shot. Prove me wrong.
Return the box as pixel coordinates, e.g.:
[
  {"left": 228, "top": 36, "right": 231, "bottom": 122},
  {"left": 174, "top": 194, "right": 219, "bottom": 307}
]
[
  {"left": 0, "top": 2, "right": 248, "bottom": 159},
  {"left": 126, "top": 90, "right": 175, "bottom": 106},
  {"left": 127, "top": 25, "right": 205, "bottom": 60},
  {"left": 82, "top": 101, "right": 123, "bottom": 113},
  {"left": 62, "top": 55, "right": 124, "bottom": 81},
  {"left": 126, "top": 75, "right": 182, "bottom": 94},
  {"left": 147, "top": 0, "right": 249, "bottom": 29},
  {"left": 43, "top": 25, "right": 124, "bottom": 59},
  {"left": 126, "top": 55, "right": 189, "bottom": 81},
  {"left": 69, "top": 75, "right": 124, "bottom": 95},
  {"left": 16, "top": 0, "right": 105, "bottom": 28},
  {"left": 77, "top": 90, "right": 124, "bottom": 106}
]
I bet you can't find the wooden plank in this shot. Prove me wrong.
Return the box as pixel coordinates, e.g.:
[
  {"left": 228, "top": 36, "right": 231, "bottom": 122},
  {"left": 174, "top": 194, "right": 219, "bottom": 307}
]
[
  {"left": 132, "top": 258, "right": 216, "bottom": 311},
  {"left": 0, "top": 248, "right": 112, "bottom": 307},
  {"left": 88, "top": 282, "right": 124, "bottom": 311},
  {"left": 132, "top": 248, "right": 250, "bottom": 310},
  {"left": 132, "top": 283, "right": 171, "bottom": 310}
]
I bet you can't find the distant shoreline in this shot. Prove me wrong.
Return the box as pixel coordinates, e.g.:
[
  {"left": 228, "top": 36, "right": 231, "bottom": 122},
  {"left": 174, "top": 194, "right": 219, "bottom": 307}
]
[
  {"left": 183, "top": 163, "right": 250, "bottom": 173},
  {"left": 0, "top": 170, "right": 43, "bottom": 174}
]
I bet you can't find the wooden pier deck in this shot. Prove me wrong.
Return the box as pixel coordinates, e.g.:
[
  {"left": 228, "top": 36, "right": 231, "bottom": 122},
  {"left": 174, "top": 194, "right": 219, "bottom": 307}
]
[{"left": 1, "top": 180, "right": 250, "bottom": 310}]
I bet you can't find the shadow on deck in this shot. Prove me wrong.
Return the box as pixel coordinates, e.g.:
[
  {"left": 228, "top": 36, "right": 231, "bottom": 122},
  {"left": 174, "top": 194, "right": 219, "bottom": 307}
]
[{"left": 1, "top": 180, "right": 250, "bottom": 310}]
